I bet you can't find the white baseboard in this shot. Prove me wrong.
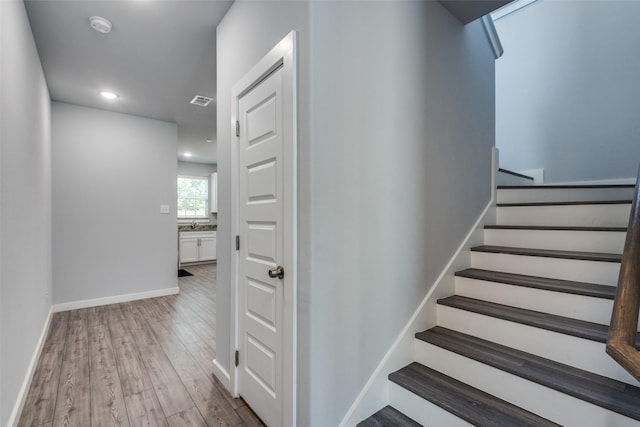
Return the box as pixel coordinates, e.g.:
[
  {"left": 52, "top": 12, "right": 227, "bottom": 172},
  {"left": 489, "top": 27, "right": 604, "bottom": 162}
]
[
  {"left": 7, "top": 306, "right": 54, "bottom": 427},
  {"left": 338, "top": 198, "right": 495, "bottom": 426},
  {"left": 212, "top": 358, "right": 232, "bottom": 393},
  {"left": 53, "top": 286, "right": 180, "bottom": 312}
]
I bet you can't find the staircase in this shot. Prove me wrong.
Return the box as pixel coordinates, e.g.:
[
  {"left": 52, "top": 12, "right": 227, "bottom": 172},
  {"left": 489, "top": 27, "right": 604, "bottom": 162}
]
[{"left": 359, "top": 184, "right": 640, "bottom": 426}]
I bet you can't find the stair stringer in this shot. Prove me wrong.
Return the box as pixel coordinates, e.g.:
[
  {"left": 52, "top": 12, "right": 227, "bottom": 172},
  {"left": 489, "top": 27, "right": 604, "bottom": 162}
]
[{"left": 339, "top": 199, "right": 496, "bottom": 426}]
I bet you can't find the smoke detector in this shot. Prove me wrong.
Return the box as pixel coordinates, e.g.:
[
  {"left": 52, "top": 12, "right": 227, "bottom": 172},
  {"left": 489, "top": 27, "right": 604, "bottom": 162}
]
[
  {"left": 190, "top": 95, "right": 214, "bottom": 107},
  {"left": 90, "top": 16, "right": 112, "bottom": 34}
]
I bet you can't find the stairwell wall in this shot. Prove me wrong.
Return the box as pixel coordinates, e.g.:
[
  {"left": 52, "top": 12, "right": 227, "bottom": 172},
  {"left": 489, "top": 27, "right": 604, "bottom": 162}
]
[
  {"left": 308, "top": 2, "right": 495, "bottom": 425},
  {"left": 495, "top": 0, "right": 640, "bottom": 183}
]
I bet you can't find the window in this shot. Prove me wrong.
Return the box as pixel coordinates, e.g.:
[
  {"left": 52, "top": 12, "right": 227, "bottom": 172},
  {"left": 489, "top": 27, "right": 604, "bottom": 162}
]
[{"left": 177, "top": 176, "right": 208, "bottom": 219}]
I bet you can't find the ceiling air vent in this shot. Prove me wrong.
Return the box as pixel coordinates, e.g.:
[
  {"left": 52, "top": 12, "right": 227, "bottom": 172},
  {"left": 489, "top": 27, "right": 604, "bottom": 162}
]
[{"left": 190, "top": 95, "right": 213, "bottom": 107}]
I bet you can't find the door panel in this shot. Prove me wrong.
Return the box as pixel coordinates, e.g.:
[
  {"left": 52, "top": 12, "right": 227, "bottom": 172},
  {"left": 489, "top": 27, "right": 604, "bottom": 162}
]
[
  {"left": 246, "top": 278, "right": 277, "bottom": 329},
  {"left": 246, "top": 333, "right": 276, "bottom": 394},
  {"left": 247, "top": 160, "right": 278, "bottom": 202},
  {"left": 246, "top": 94, "right": 277, "bottom": 145},
  {"left": 238, "top": 65, "right": 284, "bottom": 427},
  {"left": 246, "top": 223, "right": 277, "bottom": 264}
]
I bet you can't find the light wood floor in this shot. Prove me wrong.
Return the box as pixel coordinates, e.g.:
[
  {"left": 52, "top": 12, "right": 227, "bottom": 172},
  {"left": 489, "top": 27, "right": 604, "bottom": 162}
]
[{"left": 18, "top": 264, "right": 265, "bottom": 427}]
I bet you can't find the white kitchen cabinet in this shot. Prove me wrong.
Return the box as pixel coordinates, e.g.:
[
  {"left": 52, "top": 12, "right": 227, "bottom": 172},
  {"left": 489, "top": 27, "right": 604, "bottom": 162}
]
[
  {"left": 179, "top": 237, "right": 199, "bottom": 263},
  {"left": 199, "top": 234, "right": 216, "bottom": 261},
  {"left": 179, "top": 231, "right": 216, "bottom": 263},
  {"left": 210, "top": 172, "right": 218, "bottom": 213}
]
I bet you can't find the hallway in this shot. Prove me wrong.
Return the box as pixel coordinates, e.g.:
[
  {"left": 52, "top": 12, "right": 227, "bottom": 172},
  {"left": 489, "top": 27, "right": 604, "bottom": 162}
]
[{"left": 18, "top": 265, "right": 264, "bottom": 427}]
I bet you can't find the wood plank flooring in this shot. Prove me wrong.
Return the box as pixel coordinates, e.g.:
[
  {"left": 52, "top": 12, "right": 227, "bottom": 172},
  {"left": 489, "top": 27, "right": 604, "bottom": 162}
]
[{"left": 18, "top": 264, "right": 265, "bottom": 427}]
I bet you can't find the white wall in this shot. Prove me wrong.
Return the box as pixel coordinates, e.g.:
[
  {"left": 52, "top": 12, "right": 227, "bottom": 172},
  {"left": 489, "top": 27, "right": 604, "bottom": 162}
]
[
  {"left": 308, "top": 3, "right": 494, "bottom": 425},
  {"left": 215, "top": 0, "right": 312, "bottom": 395},
  {"left": 495, "top": 0, "right": 640, "bottom": 183},
  {"left": 0, "top": 1, "right": 52, "bottom": 424},
  {"left": 177, "top": 160, "right": 217, "bottom": 224},
  {"left": 52, "top": 102, "right": 178, "bottom": 306}
]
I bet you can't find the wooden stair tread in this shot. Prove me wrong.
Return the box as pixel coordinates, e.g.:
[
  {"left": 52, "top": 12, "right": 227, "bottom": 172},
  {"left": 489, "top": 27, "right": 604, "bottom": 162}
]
[
  {"left": 438, "top": 295, "right": 640, "bottom": 347},
  {"left": 471, "top": 245, "right": 622, "bottom": 263},
  {"left": 389, "top": 362, "right": 560, "bottom": 427},
  {"left": 497, "top": 200, "right": 631, "bottom": 207},
  {"left": 485, "top": 224, "right": 628, "bottom": 232},
  {"left": 498, "top": 184, "right": 636, "bottom": 190},
  {"left": 416, "top": 327, "right": 640, "bottom": 421},
  {"left": 357, "top": 406, "right": 422, "bottom": 427},
  {"left": 455, "top": 268, "right": 616, "bottom": 299}
]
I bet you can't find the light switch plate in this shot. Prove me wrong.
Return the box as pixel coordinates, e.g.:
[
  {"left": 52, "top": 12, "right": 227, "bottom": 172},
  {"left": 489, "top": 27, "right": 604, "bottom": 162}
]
[{"left": 160, "top": 205, "right": 170, "bottom": 214}]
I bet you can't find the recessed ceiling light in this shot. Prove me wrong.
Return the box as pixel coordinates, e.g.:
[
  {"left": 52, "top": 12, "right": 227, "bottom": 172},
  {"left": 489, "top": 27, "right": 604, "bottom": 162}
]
[
  {"left": 89, "top": 16, "right": 112, "bottom": 34},
  {"left": 99, "top": 91, "right": 119, "bottom": 100},
  {"left": 205, "top": 138, "right": 213, "bottom": 143},
  {"left": 184, "top": 152, "right": 193, "bottom": 158}
]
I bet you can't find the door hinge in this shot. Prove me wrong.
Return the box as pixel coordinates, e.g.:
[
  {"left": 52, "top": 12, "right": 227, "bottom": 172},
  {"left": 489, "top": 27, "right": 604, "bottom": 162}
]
[
  {"left": 235, "top": 350, "right": 239, "bottom": 367},
  {"left": 235, "top": 120, "right": 240, "bottom": 137},
  {"left": 235, "top": 235, "right": 240, "bottom": 251}
]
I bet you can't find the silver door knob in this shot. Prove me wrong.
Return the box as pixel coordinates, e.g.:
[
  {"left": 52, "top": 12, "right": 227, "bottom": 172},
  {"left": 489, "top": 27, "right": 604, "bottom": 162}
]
[{"left": 268, "top": 266, "right": 284, "bottom": 279}]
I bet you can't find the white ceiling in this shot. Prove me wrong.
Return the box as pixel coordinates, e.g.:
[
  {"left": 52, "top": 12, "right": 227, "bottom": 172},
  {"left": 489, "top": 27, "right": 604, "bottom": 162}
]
[{"left": 24, "top": 0, "right": 233, "bottom": 164}]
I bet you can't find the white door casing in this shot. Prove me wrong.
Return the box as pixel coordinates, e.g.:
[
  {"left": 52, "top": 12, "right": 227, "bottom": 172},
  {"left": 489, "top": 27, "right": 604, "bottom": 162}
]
[{"left": 230, "top": 31, "right": 297, "bottom": 427}]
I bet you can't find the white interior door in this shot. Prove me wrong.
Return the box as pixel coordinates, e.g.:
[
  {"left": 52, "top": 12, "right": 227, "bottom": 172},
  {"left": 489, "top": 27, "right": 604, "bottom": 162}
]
[
  {"left": 230, "top": 31, "right": 296, "bottom": 427},
  {"left": 237, "top": 65, "right": 285, "bottom": 427}
]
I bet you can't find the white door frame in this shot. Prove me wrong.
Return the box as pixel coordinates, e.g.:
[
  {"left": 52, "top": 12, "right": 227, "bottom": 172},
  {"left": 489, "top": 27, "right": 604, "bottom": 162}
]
[{"left": 230, "top": 31, "right": 297, "bottom": 427}]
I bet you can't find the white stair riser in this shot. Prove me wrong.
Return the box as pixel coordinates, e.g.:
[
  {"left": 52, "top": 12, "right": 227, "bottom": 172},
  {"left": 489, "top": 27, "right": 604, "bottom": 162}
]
[
  {"left": 437, "top": 305, "right": 638, "bottom": 385},
  {"left": 455, "top": 277, "right": 616, "bottom": 326},
  {"left": 414, "top": 341, "right": 638, "bottom": 427},
  {"left": 484, "top": 229, "right": 626, "bottom": 253},
  {"left": 497, "top": 187, "right": 635, "bottom": 204},
  {"left": 497, "top": 204, "right": 631, "bottom": 227},
  {"left": 471, "top": 252, "right": 620, "bottom": 286},
  {"left": 388, "top": 382, "right": 473, "bottom": 427}
]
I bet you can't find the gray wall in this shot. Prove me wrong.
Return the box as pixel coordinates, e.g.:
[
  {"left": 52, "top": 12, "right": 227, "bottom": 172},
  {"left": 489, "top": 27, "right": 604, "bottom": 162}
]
[
  {"left": 0, "top": 0, "right": 53, "bottom": 424},
  {"left": 495, "top": 0, "right": 640, "bottom": 183},
  {"left": 52, "top": 102, "right": 178, "bottom": 305},
  {"left": 177, "top": 160, "right": 217, "bottom": 177},
  {"left": 216, "top": 2, "right": 494, "bottom": 425},
  {"left": 177, "top": 160, "right": 217, "bottom": 224}
]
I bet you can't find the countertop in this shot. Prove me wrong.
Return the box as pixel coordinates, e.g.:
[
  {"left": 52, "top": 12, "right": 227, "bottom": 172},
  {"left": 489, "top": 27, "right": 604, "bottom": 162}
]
[{"left": 178, "top": 224, "right": 217, "bottom": 232}]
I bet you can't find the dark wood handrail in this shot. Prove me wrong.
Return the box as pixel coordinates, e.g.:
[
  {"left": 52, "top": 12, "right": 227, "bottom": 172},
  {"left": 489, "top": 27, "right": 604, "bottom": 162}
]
[{"left": 607, "top": 165, "right": 640, "bottom": 381}]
